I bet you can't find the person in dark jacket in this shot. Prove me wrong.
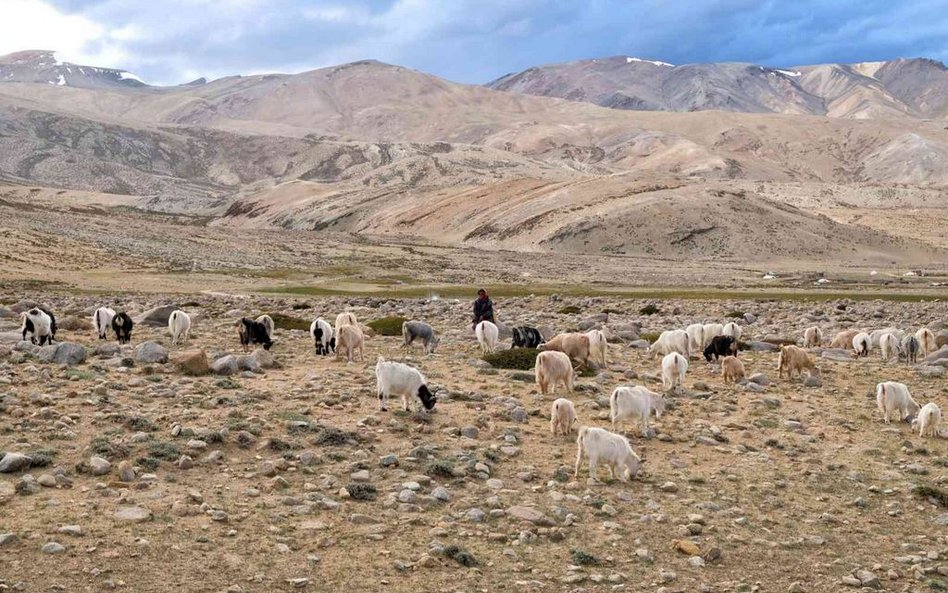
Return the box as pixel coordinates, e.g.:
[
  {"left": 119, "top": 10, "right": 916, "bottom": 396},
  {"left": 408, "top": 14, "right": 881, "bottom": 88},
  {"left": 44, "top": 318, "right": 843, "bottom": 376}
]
[{"left": 472, "top": 289, "right": 495, "bottom": 328}]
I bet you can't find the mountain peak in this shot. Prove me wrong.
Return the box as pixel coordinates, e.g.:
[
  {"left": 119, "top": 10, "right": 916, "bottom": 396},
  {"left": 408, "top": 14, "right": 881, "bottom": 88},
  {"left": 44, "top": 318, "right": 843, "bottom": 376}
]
[{"left": 0, "top": 49, "right": 147, "bottom": 89}]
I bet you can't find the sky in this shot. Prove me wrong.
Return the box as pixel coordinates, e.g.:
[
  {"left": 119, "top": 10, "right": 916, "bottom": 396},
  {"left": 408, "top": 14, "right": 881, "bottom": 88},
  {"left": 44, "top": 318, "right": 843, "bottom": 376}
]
[{"left": 1, "top": 0, "right": 946, "bottom": 85}]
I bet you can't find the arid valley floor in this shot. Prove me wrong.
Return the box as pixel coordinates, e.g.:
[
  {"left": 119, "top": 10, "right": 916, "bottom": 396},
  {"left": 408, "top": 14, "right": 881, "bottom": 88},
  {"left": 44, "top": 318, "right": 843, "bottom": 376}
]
[{"left": 1, "top": 221, "right": 947, "bottom": 593}]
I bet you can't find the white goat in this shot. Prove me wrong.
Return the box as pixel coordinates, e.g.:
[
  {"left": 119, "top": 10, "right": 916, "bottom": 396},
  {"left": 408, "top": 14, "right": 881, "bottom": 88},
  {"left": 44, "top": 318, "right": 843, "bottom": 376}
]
[
  {"left": 648, "top": 329, "right": 689, "bottom": 359},
  {"left": 375, "top": 357, "right": 436, "bottom": 412},
  {"left": 550, "top": 398, "right": 577, "bottom": 436},
  {"left": 574, "top": 426, "right": 641, "bottom": 482},
  {"left": 723, "top": 321, "right": 743, "bottom": 341},
  {"left": 803, "top": 326, "right": 823, "bottom": 348},
  {"left": 661, "top": 352, "right": 688, "bottom": 393},
  {"left": 535, "top": 350, "right": 574, "bottom": 395},
  {"left": 475, "top": 320, "right": 500, "bottom": 354},
  {"left": 876, "top": 381, "right": 920, "bottom": 424},
  {"left": 880, "top": 333, "right": 900, "bottom": 362},
  {"left": 168, "top": 310, "right": 191, "bottom": 345},
  {"left": 93, "top": 307, "right": 116, "bottom": 340},
  {"left": 685, "top": 324, "right": 705, "bottom": 356},
  {"left": 912, "top": 402, "right": 941, "bottom": 438},
  {"left": 610, "top": 385, "right": 664, "bottom": 437}
]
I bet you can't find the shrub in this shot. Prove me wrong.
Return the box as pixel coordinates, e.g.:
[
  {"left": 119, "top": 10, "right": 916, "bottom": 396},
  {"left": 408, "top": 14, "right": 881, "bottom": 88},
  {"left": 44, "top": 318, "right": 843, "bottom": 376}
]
[
  {"left": 640, "top": 332, "right": 661, "bottom": 343},
  {"left": 313, "top": 425, "right": 357, "bottom": 446},
  {"left": 291, "top": 302, "right": 311, "bottom": 310},
  {"left": 443, "top": 545, "right": 478, "bottom": 567},
  {"left": 367, "top": 316, "right": 408, "bottom": 336},
  {"left": 268, "top": 313, "right": 311, "bottom": 331},
  {"left": 914, "top": 484, "right": 948, "bottom": 508},
  {"left": 725, "top": 310, "right": 744, "bottom": 318},
  {"left": 557, "top": 305, "right": 582, "bottom": 314},
  {"left": 90, "top": 436, "right": 130, "bottom": 459},
  {"left": 28, "top": 448, "right": 56, "bottom": 468},
  {"left": 571, "top": 549, "right": 600, "bottom": 566},
  {"left": 483, "top": 348, "right": 538, "bottom": 370},
  {"left": 345, "top": 483, "right": 377, "bottom": 501},
  {"left": 639, "top": 304, "right": 660, "bottom": 315},
  {"left": 137, "top": 456, "right": 161, "bottom": 471},
  {"left": 426, "top": 459, "right": 456, "bottom": 478},
  {"left": 148, "top": 441, "right": 181, "bottom": 461}
]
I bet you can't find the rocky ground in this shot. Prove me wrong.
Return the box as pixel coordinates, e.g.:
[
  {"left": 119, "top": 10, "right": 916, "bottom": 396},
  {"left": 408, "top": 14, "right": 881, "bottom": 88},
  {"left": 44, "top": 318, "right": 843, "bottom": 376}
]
[{"left": 1, "top": 292, "right": 947, "bottom": 593}]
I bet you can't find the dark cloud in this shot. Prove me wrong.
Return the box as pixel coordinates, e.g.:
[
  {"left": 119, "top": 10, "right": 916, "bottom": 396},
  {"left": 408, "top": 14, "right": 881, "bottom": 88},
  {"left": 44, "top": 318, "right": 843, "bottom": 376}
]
[{"left": 38, "top": 0, "right": 948, "bottom": 84}]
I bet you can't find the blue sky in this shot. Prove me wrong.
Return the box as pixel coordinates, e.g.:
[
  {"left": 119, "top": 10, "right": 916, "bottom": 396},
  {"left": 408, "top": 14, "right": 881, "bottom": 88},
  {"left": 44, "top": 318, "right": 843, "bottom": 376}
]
[{"left": 2, "top": 0, "right": 946, "bottom": 85}]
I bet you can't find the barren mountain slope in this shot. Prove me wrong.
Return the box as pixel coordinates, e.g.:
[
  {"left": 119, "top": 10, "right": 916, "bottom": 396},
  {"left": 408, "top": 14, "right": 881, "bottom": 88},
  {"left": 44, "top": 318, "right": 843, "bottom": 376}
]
[{"left": 490, "top": 55, "right": 948, "bottom": 119}]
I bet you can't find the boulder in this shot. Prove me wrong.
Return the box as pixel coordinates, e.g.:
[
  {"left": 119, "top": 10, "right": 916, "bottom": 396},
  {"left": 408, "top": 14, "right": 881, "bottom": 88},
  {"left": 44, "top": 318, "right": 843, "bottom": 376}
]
[
  {"left": 820, "top": 348, "right": 853, "bottom": 362},
  {"left": 745, "top": 341, "right": 777, "bottom": 352},
  {"left": 57, "top": 316, "right": 90, "bottom": 331},
  {"left": 0, "top": 452, "right": 32, "bottom": 473},
  {"left": 250, "top": 348, "right": 276, "bottom": 369},
  {"left": 172, "top": 349, "right": 210, "bottom": 376},
  {"left": 922, "top": 346, "right": 948, "bottom": 364},
  {"left": 135, "top": 305, "right": 178, "bottom": 327},
  {"left": 36, "top": 342, "right": 86, "bottom": 366},
  {"left": 94, "top": 343, "right": 121, "bottom": 357},
  {"left": 211, "top": 355, "right": 238, "bottom": 376},
  {"left": 236, "top": 355, "right": 261, "bottom": 373},
  {"left": 135, "top": 341, "right": 169, "bottom": 364},
  {"left": 506, "top": 505, "right": 555, "bottom": 526}
]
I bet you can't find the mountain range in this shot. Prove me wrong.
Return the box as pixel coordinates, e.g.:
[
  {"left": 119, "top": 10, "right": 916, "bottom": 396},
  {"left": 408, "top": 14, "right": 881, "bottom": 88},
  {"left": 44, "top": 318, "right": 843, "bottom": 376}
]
[{"left": 0, "top": 49, "right": 946, "bottom": 266}]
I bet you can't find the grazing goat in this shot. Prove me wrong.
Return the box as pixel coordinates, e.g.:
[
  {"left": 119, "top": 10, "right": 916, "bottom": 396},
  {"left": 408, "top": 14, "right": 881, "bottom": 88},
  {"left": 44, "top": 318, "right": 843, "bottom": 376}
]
[
  {"left": 585, "top": 329, "right": 608, "bottom": 368},
  {"left": 901, "top": 335, "right": 920, "bottom": 364},
  {"left": 876, "top": 381, "right": 920, "bottom": 424},
  {"left": 538, "top": 333, "right": 592, "bottom": 368},
  {"left": 648, "top": 329, "right": 689, "bottom": 359},
  {"left": 702, "top": 323, "right": 724, "bottom": 347},
  {"left": 574, "top": 426, "right": 641, "bottom": 482},
  {"left": 402, "top": 320, "right": 439, "bottom": 354},
  {"left": 336, "top": 324, "right": 364, "bottom": 363},
  {"left": 334, "top": 312, "right": 358, "bottom": 336},
  {"left": 511, "top": 326, "right": 543, "bottom": 349},
  {"left": 880, "top": 333, "right": 900, "bottom": 362},
  {"left": 610, "top": 385, "right": 664, "bottom": 437},
  {"left": 852, "top": 332, "right": 871, "bottom": 357},
  {"left": 535, "top": 350, "right": 574, "bottom": 395},
  {"left": 870, "top": 328, "right": 905, "bottom": 348},
  {"left": 721, "top": 356, "right": 745, "bottom": 384},
  {"left": 685, "top": 324, "right": 704, "bottom": 357},
  {"left": 168, "top": 310, "right": 191, "bottom": 345},
  {"left": 255, "top": 315, "right": 275, "bottom": 339},
  {"left": 777, "top": 345, "right": 817, "bottom": 380},
  {"left": 704, "top": 335, "right": 737, "bottom": 362},
  {"left": 912, "top": 402, "right": 941, "bottom": 438},
  {"left": 550, "top": 398, "right": 577, "bottom": 436},
  {"left": 829, "top": 329, "right": 860, "bottom": 349},
  {"left": 661, "top": 352, "right": 688, "bottom": 393},
  {"left": 803, "top": 326, "right": 823, "bottom": 348},
  {"left": 21, "top": 307, "right": 55, "bottom": 345},
  {"left": 723, "top": 321, "right": 743, "bottom": 341},
  {"left": 475, "top": 320, "right": 500, "bottom": 354},
  {"left": 375, "top": 357, "right": 436, "bottom": 412},
  {"left": 111, "top": 312, "right": 133, "bottom": 344},
  {"left": 93, "top": 307, "right": 116, "bottom": 340},
  {"left": 237, "top": 317, "right": 273, "bottom": 351},
  {"left": 310, "top": 318, "right": 334, "bottom": 356},
  {"left": 916, "top": 328, "right": 937, "bottom": 356}
]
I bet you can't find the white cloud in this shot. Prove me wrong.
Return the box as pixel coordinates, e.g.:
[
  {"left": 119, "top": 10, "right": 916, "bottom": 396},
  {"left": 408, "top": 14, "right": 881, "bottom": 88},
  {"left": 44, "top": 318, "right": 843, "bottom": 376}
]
[{"left": 0, "top": 0, "right": 103, "bottom": 58}]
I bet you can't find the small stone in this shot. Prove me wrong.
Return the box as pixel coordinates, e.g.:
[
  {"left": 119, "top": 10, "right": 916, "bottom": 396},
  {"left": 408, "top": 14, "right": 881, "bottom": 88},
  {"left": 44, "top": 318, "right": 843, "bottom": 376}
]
[
  {"left": 0, "top": 533, "right": 18, "bottom": 546},
  {"left": 114, "top": 506, "right": 151, "bottom": 523},
  {"left": 117, "top": 460, "right": 136, "bottom": 482},
  {"left": 659, "top": 482, "right": 678, "bottom": 493},
  {"left": 379, "top": 454, "right": 399, "bottom": 467},
  {"left": 42, "top": 542, "right": 66, "bottom": 554}
]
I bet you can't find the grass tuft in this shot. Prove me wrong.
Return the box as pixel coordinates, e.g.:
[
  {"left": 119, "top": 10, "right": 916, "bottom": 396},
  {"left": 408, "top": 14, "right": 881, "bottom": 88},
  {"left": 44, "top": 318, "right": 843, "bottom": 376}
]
[
  {"left": 443, "top": 545, "right": 478, "bottom": 567},
  {"left": 571, "top": 549, "right": 600, "bottom": 566},
  {"left": 345, "top": 483, "right": 377, "bottom": 501},
  {"left": 639, "top": 304, "right": 661, "bottom": 315},
  {"left": 367, "top": 316, "right": 408, "bottom": 336},
  {"left": 914, "top": 484, "right": 948, "bottom": 508},
  {"left": 557, "top": 305, "right": 582, "bottom": 314}
]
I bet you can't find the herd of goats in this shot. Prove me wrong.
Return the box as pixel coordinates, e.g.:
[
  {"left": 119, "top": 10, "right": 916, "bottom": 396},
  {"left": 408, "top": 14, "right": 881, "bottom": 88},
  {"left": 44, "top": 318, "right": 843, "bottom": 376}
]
[{"left": 14, "top": 304, "right": 946, "bottom": 484}]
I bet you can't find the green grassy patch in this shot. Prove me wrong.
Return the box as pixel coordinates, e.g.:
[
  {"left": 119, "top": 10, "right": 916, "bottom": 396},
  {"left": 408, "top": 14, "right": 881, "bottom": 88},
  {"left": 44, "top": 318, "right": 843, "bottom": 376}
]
[
  {"left": 483, "top": 348, "right": 538, "bottom": 370},
  {"left": 640, "top": 332, "right": 660, "bottom": 343},
  {"left": 639, "top": 304, "right": 661, "bottom": 315},
  {"left": 269, "top": 313, "right": 311, "bottom": 331},
  {"left": 557, "top": 305, "right": 582, "bottom": 314},
  {"left": 367, "top": 316, "right": 408, "bottom": 336}
]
